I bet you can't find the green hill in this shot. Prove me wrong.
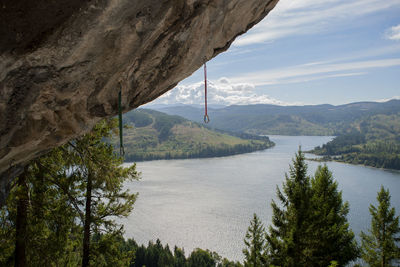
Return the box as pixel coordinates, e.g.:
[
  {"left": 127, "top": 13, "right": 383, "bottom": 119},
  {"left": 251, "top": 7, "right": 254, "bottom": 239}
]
[
  {"left": 118, "top": 109, "right": 274, "bottom": 161},
  {"left": 154, "top": 100, "right": 400, "bottom": 135},
  {"left": 310, "top": 113, "right": 400, "bottom": 170},
  {"left": 151, "top": 100, "right": 400, "bottom": 170}
]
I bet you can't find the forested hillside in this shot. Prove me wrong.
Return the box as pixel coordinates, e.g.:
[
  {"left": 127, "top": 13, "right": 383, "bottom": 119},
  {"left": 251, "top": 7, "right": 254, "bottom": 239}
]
[
  {"left": 154, "top": 100, "right": 400, "bottom": 135},
  {"left": 152, "top": 100, "right": 400, "bottom": 170},
  {"left": 118, "top": 109, "right": 274, "bottom": 161},
  {"left": 311, "top": 113, "right": 400, "bottom": 170}
]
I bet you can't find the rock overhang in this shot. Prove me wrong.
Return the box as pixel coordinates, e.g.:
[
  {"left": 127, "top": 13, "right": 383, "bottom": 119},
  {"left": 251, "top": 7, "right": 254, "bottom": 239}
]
[{"left": 0, "top": 0, "right": 279, "bottom": 204}]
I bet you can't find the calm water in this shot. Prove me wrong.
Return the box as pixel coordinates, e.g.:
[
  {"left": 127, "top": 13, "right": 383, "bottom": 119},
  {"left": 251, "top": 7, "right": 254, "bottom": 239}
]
[{"left": 122, "top": 136, "right": 400, "bottom": 261}]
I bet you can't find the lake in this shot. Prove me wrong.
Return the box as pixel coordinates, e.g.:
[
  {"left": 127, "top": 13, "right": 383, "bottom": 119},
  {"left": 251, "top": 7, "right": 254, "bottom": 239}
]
[{"left": 121, "top": 135, "right": 400, "bottom": 262}]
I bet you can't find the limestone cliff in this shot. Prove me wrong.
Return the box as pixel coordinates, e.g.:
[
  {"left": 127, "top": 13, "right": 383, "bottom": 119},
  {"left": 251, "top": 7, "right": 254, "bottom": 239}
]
[{"left": 0, "top": 0, "right": 279, "bottom": 204}]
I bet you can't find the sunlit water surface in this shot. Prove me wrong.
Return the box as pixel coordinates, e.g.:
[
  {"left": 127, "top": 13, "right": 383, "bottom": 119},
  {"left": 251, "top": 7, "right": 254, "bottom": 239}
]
[{"left": 121, "top": 136, "right": 400, "bottom": 261}]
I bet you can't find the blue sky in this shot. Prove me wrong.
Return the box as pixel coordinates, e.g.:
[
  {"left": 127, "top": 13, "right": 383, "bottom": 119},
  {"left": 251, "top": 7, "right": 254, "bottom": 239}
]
[{"left": 149, "top": 0, "right": 400, "bottom": 106}]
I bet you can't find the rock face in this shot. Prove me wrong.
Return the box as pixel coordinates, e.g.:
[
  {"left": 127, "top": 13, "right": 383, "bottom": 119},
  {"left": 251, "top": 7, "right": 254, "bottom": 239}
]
[{"left": 0, "top": 0, "right": 279, "bottom": 204}]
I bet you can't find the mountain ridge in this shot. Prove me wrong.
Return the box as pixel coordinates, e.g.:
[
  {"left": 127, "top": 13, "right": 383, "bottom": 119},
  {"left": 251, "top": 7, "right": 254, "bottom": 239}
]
[{"left": 153, "top": 100, "right": 400, "bottom": 135}]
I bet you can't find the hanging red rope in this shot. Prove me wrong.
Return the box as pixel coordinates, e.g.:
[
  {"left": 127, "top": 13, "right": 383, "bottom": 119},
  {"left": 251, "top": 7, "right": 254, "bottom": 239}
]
[{"left": 203, "top": 62, "right": 210, "bottom": 123}]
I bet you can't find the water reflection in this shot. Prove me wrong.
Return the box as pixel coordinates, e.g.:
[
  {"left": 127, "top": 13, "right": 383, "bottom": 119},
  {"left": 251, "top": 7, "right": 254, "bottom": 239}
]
[{"left": 122, "top": 136, "right": 400, "bottom": 261}]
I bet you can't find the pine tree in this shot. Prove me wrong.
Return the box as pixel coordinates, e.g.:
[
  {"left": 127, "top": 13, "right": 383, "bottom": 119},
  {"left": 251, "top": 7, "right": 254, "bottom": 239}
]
[
  {"left": 0, "top": 149, "right": 82, "bottom": 266},
  {"left": 89, "top": 232, "right": 135, "bottom": 266},
  {"left": 266, "top": 149, "right": 312, "bottom": 266},
  {"left": 27, "top": 155, "right": 82, "bottom": 266},
  {"left": 14, "top": 167, "right": 29, "bottom": 267},
  {"left": 360, "top": 186, "right": 400, "bottom": 266},
  {"left": 64, "top": 119, "right": 139, "bottom": 266},
  {"left": 187, "top": 249, "right": 219, "bottom": 267},
  {"left": 0, "top": 119, "right": 139, "bottom": 266},
  {"left": 174, "top": 246, "right": 187, "bottom": 267},
  {"left": 266, "top": 151, "right": 358, "bottom": 266},
  {"left": 243, "top": 213, "right": 267, "bottom": 266},
  {"left": 308, "top": 165, "right": 359, "bottom": 266}
]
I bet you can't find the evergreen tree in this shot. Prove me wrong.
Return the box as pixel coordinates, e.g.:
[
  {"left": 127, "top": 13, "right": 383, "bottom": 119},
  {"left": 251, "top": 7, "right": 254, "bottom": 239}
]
[
  {"left": 360, "top": 186, "right": 400, "bottom": 266},
  {"left": 266, "top": 149, "right": 312, "bottom": 266},
  {"left": 27, "top": 155, "right": 82, "bottom": 266},
  {"left": 89, "top": 232, "right": 135, "bottom": 267},
  {"left": 131, "top": 240, "right": 241, "bottom": 267},
  {"left": 173, "top": 246, "right": 187, "bottom": 267},
  {"left": 0, "top": 151, "right": 81, "bottom": 267},
  {"left": 308, "top": 165, "right": 359, "bottom": 266},
  {"left": 187, "top": 249, "right": 219, "bottom": 267},
  {"left": 0, "top": 119, "right": 139, "bottom": 266},
  {"left": 243, "top": 213, "right": 268, "bottom": 266},
  {"left": 266, "top": 151, "right": 358, "bottom": 266},
  {"left": 63, "top": 120, "right": 139, "bottom": 266},
  {"left": 14, "top": 167, "right": 29, "bottom": 267},
  {"left": 0, "top": 196, "right": 15, "bottom": 265}
]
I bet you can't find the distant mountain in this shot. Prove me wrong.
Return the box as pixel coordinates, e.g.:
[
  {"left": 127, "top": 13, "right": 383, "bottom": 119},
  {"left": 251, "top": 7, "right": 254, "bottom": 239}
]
[
  {"left": 154, "top": 100, "right": 400, "bottom": 135},
  {"left": 144, "top": 103, "right": 226, "bottom": 110},
  {"left": 118, "top": 109, "right": 274, "bottom": 161}
]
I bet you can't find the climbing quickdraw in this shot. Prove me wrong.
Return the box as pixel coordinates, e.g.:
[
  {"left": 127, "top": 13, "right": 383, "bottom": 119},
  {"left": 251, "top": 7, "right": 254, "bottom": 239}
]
[{"left": 203, "top": 62, "right": 210, "bottom": 123}]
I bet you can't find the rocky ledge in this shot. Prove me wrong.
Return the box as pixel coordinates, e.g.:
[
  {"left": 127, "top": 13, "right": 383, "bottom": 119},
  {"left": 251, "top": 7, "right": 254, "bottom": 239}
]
[{"left": 0, "top": 0, "right": 279, "bottom": 204}]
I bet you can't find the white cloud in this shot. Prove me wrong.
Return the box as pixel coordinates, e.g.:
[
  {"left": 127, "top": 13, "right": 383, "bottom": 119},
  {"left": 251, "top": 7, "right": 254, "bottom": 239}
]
[
  {"left": 234, "top": 0, "right": 400, "bottom": 46},
  {"left": 228, "top": 58, "right": 400, "bottom": 86},
  {"left": 153, "top": 78, "right": 293, "bottom": 106},
  {"left": 153, "top": 57, "right": 400, "bottom": 106},
  {"left": 386, "top": 24, "right": 400, "bottom": 40}
]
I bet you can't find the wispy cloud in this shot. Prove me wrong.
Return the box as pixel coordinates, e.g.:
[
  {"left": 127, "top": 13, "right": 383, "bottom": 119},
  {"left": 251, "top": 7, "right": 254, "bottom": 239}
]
[
  {"left": 234, "top": 0, "right": 400, "bottom": 46},
  {"left": 154, "top": 1, "right": 400, "bottom": 106},
  {"left": 152, "top": 78, "right": 296, "bottom": 106},
  {"left": 386, "top": 24, "right": 400, "bottom": 40},
  {"left": 228, "top": 58, "right": 400, "bottom": 86},
  {"left": 154, "top": 57, "right": 400, "bottom": 106}
]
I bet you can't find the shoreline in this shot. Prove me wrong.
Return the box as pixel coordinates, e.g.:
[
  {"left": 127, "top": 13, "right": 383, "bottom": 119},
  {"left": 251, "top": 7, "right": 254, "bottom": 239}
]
[
  {"left": 123, "top": 142, "right": 275, "bottom": 162},
  {"left": 306, "top": 155, "right": 400, "bottom": 172}
]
